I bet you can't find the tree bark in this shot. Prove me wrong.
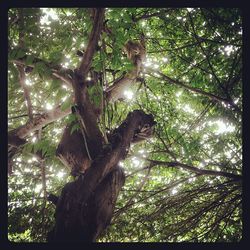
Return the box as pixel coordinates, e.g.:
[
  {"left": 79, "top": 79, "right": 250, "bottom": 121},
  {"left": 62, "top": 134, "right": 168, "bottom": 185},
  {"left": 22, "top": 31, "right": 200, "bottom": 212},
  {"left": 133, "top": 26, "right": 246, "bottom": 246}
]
[
  {"left": 8, "top": 105, "right": 71, "bottom": 147},
  {"left": 48, "top": 166, "right": 125, "bottom": 242},
  {"left": 48, "top": 109, "right": 156, "bottom": 242}
]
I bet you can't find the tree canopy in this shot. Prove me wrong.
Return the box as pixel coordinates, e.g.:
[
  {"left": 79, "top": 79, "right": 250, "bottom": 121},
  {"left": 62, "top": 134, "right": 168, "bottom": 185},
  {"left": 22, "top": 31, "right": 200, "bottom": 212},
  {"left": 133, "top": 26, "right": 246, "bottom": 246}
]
[{"left": 8, "top": 7, "right": 242, "bottom": 242}]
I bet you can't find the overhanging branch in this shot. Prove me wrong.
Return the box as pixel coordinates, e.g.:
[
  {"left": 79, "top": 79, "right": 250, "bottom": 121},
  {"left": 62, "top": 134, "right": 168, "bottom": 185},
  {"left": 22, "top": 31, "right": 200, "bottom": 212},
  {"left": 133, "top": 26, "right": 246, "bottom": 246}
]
[
  {"left": 148, "top": 68, "right": 228, "bottom": 103},
  {"left": 148, "top": 68, "right": 241, "bottom": 113},
  {"left": 12, "top": 58, "right": 73, "bottom": 87},
  {"left": 78, "top": 8, "right": 105, "bottom": 77},
  {"left": 147, "top": 159, "right": 242, "bottom": 181},
  {"left": 8, "top": 105, "right": 71, "bottom": 146}
]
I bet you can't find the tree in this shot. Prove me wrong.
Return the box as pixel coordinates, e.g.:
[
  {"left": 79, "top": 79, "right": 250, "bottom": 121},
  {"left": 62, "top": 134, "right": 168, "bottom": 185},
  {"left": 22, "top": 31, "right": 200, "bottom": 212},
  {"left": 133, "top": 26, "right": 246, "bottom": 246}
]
[{"left": 8, "top": 8, "right": 242, "bottom": 242}]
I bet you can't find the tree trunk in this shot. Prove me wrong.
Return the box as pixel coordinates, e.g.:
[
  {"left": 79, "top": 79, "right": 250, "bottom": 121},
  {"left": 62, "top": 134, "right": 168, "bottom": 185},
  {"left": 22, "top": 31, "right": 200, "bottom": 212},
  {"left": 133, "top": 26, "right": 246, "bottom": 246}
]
[
  {"left": 48, "top": 109, "right": 156, "bottom": 242},
  {"left": 48, "top": 166, "right": 125, "bottom": 242}
]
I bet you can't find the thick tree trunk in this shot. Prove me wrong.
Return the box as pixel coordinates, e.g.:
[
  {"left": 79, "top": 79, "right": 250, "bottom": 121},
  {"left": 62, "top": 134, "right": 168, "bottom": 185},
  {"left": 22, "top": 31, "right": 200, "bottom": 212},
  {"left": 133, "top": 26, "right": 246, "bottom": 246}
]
[
  {"left": 48, "top": 166, "right": 125, "bottom": 242},
  {"left": 48, "top": 110, "right": 156, "bottom": 242}
]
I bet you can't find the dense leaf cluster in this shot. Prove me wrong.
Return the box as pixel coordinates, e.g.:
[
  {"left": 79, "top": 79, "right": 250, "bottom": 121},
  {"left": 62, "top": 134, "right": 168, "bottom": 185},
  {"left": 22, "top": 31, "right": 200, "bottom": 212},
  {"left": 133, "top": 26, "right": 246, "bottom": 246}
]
[{"left": 8, "top": 8, "right": 242, "bottom": 242}]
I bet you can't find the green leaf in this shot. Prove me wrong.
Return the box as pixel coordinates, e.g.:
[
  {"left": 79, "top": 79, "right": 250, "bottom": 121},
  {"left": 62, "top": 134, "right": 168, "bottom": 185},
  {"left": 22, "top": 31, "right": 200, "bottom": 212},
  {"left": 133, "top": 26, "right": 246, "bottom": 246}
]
[
  {"left": 9, "top": 48, "right": 27, "bottom": 60},
  {"left": 67, "top": 113, "right": 78, "bottom": 124},
  {"left": 50, "top": 79, "right": 61, "bottom": 91},
  {"left": 49, "top": 51, "right": 63, "bottom": 64},
  {"left": 16, "top": 49, "right": 26, "bottom": 59},
  {"left": 34, "top": 61, "right": 46, "bottom": 72},
  {"left": 45, "top": 145, "right": 56, "bottom": 158},
  {"left": 93, "top": 59, "right": 103, "bottom": 71},
  {"left": 32, "top": 142, "right": 40, "bottom": 153},
  {"left": 61, "top": 98, "right": 72, "bottom": 111},
  {"left": 9, "top": 48, "right": 19, "bottom": 60},
  {"left": 70, "top": 123, "right": 80, "bottom": 134},
  {"left": 25, "top": 55, "right": 35, "bottom": 65},
  {"left": 41, "top": 146, "right": 47, "bottom": 157},
  {"left": 33, "top": 61, "right": 52, "bottom": 79},
  {"left": 22, "top": 143, "right": 33, "bottom": 154},
  {"left": 92, "top": 94, "right": 101, "bottom": 107},
  {"left": 64, "top": 37, "right": 72, "bottom": 49},
  {"left": 88, "top": 85, "right": 102, "bottom": 107}
]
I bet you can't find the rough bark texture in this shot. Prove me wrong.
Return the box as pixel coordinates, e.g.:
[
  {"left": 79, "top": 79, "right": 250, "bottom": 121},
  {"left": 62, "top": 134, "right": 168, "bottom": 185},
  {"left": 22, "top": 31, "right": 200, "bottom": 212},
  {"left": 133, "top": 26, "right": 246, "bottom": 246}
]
[
  {"left": 48, "top": 166, "right": 125, "bottom": 242},
  {"left": 48, "top": 110, "right": 156, "bottom": 242},
  {"left": 56, "top": 125, "right": 93, "bottom": 176}
]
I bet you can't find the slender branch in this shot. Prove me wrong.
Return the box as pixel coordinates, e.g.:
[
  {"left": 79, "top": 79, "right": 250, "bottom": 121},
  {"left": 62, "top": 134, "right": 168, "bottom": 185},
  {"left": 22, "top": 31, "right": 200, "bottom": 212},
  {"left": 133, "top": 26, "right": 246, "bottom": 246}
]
[
  {"left": 228, "top": 51, "right": 241, "bottom": 83},
  {"left": 188, "top": 13, "right": 222, "bottom": 88},
  {"left": 147, "top": 159, "right": 242, "bottom": 181},
  {"left": 154, "top": 131, "right": 177, "bottom": 160},
  {"left": 133, "top": 11, "right": 165, "bottom": 22},
  {"left": 171, "top": 47, "right": 219, "bottom": 76},
  {"left": 125, "top": 163, "right": 152, "bottom": 178},
  {"left": 187, "top": 13, "right": 242, "bottom": 113},
  {"left": 228, "top": 71, "right": 242, "bottom": 92},
  {"left": 8, "top": 105, "right": 71, "bottom": 147},
  {"left": 8, "top": 114, "right": 32, "bottom": 120},
  {"left": 148, "top": 68, "right": 227, "bottom": 103},
  {"left": 8, "top": 9, "right": 34, "bottom": 174},
  {"left": 191, "top": 36, "right": 241, "bottom": 47},
  {"left": 16, "top": 9, "right": 33, "bottom": 121},
  {"left": 18, "top": 9, "right": 25, "bottom": 47},
  {"left": 12, "top": 58, "right": 73, "bottom": 87},
  {"left": 78, "top": 8, "right": 105, "bottom": 77},
  {"left": 169, "top": 102, "right": 213, "bottom": 147},
  {"left": 113, "top": 167, "right": 152, "bottom": 221},
  {"left": 148, "top": 67, "right": 241, "bottom": 114},
  {"left": 41, "top": 159, "right": 47, "bottom": 235},
  {"left": 148, "top": 41, "right": 205, "bottom": 53},
  {"left": 17, "top": 65, "right": 33, "bottom": 120}
]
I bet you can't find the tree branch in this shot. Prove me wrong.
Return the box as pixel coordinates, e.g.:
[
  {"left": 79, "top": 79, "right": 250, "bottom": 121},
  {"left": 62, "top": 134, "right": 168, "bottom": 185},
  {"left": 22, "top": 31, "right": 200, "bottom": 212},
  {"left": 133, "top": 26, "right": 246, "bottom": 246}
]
[
  {"left": 148, "top": 68, "right": 227, "bottom": 103},
  {"left": 133, "top": 9, "right": 172, "bottom": 22},
  {"left": 188, "top": 13, "right": 222, "bottom": 88},
  {"left": 67, "top": 110, "right": 155, "bottom": 206},
  {"left": 148, "top": 68, "right": 241, "bottom": 113},
  {"left": 8, "top": 105, "right": 71, "bottom": 147},
  {"left": 16, "top": 8, "right": 33, "bottom": 121},
  {"left": 12, "top": 57, "right": 73, "bottom": 87},
  {"left": 105, "top": 41, "right": 146, "bottom": 102},
  {"left": 16, "top": 65, "right": 33, "bottom": 120},
  {"left": 147, "top": 159, "right": 242, "bottom": 181},
  {"left": 70, "top": 9, "right": 106, "bottom": 157},
  {"left": 113, "top": 166, "right": 151, "bottom": 219},
  {"left": 78, "top": 8, "right": 105, "bottom": 77}
]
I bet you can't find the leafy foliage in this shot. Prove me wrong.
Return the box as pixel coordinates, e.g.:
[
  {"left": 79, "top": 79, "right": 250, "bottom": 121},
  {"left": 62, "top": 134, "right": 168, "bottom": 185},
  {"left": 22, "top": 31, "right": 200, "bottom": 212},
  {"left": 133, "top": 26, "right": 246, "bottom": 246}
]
[{"left": 8, "top": 8, "right": 242, "bottom": 242}]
